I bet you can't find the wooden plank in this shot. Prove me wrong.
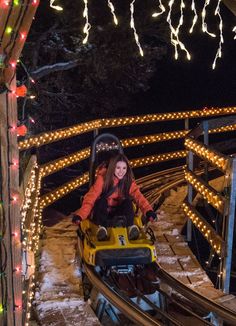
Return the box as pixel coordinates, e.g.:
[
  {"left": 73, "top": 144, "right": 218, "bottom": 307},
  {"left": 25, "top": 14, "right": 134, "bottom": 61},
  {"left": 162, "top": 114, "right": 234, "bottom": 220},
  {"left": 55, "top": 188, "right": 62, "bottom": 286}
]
[{"left": 0, "top": 91, "right": 15, "bottom": 326}]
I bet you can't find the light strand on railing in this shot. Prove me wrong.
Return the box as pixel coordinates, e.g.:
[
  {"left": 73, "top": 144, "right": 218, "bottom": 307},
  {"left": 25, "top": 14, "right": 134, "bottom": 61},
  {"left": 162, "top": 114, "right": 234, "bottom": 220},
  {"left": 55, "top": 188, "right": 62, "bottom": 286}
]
[
  {"left": 40, "top": 173, "right": 89, "bottom": 208},
  {"left": 183, "top": 202, "right": 223, "bottom": 255},
  {"left": 130, "top": 0, "right": 144, "bottom": 56},
  {"left": 122, "top": 130, "right": 188, "bottom": 148},
  {"left": 130, "top": 150, "right": 187, "bottom": 168},
  {"left": 107, "top": 0, "right": 118, "bottom": 25},
  {"left": 185, "top": 138, "right": 228, "bottom": 172},
  {"left": 39, "top": 151, "right": 186, "bottom": 208},
  {"left": 189, "top": 0, "right": 198, "bottom": 33},
  {"left": 18, "top": 107, "right": 236, "bottom": 151},
  {"left": 212, "top": 0, "right": 223, "bottom": 70},
  {"left": 202, "top": 0, "right": 216, "bottom": 37},
  {"left": 152, "top": 0, "right": 165, "bottom": 18},
  {"left": 18, "top": 120, "right": 101, "bottom": 150},
  {"left": 185, "top": 169, "right": 225, "bottom": 213},
  {"left": 40, "top": 148, "right": 91, "bottom": 177},
  {"left": 82, "top": 0, "right": 91, "bottom": 44}
]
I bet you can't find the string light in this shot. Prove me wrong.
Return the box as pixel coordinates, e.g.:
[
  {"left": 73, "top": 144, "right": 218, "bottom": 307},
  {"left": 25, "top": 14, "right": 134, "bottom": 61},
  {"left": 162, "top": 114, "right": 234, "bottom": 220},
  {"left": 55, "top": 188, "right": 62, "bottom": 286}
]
[
  {"left": 166, "top": 0, "right": 191, "bottom": 61},
  {"left": 233, "top": 26, "right": 236, "bottom": 39},
  {"left": 189, "top": 0, "right": 198, "bottom": 33},
  {"left": 107, "top": 0, "right": 118, "bottom": 25},
  {"left": 152, "top": 0, "right": 165, "bottom": 18},
  {"left": 185, "top": 169, "right": 225, "bottom": 213},
  {"left": 184, "top": 137, "right": 229, "bottom": 172},
  {"left": 130, "top": 0, "right": 144, "bottom": 56},
  {"left": 19, "top": 107, "right": 236, "bottom": 151},
  {"left": 183, "top": 202, "right": 224, "bottom": 256},
  {"left": 50, "top": 0, "right": 63, "bottom": 11},
  {"left": 202, "top": 0, "right": 216, "bottom": 38},
  {"left": 82, "top": 0, "right": 91, "bottom": 44},
  {"left": 212, "top": 0, "right": 223, "bottom": 70}
]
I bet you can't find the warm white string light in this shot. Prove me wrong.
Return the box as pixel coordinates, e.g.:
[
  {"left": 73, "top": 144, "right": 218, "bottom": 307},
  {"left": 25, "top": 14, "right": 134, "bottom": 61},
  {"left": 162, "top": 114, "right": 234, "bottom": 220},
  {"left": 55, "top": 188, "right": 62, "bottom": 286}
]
[
  {"left": 167, "top": 0, "right": 191, "bottom": 60},
  {"left": 50, "top": 0, "right": 63, "bottom": 11},
  {"left": 152, "top": 0, "right": 165, "bottom": 18},
  {"left": 130, "top": 0, "right": 144, "bottom": 56},
  {"left": 82, "top": 0, "right": 91, "bottom": 44},
  {"left": 212, "top": 0, "right": 223, "bottom": 69},
  {"left": 189, "top": 0, "right": 198, "bottom": 33},
  {"left": 107, "top": 0, "right": 118, "bottom": 25},
  {"left": 233, "top": 26, "right": 236, "bottom": 39},
  {"left": 202, "top": 0, "right": 216, "bottom": 37}
]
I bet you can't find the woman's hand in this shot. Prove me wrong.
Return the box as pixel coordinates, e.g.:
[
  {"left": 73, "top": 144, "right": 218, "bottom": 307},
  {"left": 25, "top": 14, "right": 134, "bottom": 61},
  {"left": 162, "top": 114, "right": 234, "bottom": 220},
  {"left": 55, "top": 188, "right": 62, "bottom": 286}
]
[
  {"left": 70, "top": 213, "right": 82, "bottom": 225},
  {"left": 145, "top": 210, "right": 157, "bottom": 223}
]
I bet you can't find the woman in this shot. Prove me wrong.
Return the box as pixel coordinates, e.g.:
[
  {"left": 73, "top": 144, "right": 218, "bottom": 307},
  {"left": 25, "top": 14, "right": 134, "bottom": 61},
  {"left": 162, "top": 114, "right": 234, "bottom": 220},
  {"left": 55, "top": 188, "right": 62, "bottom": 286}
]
[{"left": 72, "top": 154, "right": 159, "bottom": 241}]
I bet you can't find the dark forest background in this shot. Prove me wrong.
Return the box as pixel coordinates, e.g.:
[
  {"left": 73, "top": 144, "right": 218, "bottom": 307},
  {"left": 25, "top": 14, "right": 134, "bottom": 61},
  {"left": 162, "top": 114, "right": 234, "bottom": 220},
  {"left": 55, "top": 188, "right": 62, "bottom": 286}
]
[{"left": 18, "top": 0, "right": 236, "bottom": 135}]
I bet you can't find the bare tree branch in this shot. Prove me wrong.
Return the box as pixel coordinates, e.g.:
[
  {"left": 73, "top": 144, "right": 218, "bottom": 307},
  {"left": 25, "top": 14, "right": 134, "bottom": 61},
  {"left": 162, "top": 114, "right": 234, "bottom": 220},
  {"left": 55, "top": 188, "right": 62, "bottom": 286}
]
[{"left": 30, "top": 60, "right": 80, "bottom": 80}]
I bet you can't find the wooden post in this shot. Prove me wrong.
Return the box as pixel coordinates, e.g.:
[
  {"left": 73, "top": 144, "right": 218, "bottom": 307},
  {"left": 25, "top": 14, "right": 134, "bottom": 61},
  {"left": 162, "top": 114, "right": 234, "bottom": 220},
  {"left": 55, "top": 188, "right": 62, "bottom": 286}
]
[{"left": 0, "top": 1, "right": 39, "bottom": 325}]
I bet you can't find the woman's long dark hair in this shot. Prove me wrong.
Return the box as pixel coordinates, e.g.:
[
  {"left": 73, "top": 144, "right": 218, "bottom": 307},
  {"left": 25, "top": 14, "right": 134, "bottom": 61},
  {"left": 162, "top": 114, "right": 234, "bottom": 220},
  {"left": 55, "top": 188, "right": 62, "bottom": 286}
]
[{"left": 103, "top": 154, "right": 134, "bottom": 198}]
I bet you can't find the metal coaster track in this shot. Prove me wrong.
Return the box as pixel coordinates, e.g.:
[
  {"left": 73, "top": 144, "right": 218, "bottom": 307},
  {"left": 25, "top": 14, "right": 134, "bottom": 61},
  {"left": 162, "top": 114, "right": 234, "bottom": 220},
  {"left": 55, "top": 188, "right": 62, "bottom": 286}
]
[{"left": 80, "top": 167, "right": 236, "bottom": 325}]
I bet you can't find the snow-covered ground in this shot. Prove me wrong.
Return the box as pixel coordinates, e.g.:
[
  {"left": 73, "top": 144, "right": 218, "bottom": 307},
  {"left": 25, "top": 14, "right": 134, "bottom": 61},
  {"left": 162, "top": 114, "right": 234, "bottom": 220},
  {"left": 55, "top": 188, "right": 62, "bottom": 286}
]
[{"left": 33, "top": 218, "right": 100, "bottom": 325}]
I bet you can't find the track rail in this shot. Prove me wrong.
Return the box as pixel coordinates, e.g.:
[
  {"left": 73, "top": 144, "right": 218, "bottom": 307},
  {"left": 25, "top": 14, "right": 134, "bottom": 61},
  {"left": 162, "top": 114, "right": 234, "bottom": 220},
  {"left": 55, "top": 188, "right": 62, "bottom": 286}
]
[{"left": 81, "top": 167, "right": 236, "bottom": 325}]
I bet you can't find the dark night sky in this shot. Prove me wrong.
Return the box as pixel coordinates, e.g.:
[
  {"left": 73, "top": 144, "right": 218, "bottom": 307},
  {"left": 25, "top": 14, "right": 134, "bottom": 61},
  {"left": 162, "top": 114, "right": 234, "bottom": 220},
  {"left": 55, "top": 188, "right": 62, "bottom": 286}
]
[{"left": 133, "top": 4, "right": 236, "bottom": 114}]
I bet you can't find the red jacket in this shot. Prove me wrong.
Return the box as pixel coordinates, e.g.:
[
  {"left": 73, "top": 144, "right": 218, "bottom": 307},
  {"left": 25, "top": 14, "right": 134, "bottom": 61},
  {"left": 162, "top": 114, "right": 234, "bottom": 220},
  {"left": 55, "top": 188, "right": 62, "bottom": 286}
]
[{"left": 75, "top": 168, "right": 152, "bottom": 220}]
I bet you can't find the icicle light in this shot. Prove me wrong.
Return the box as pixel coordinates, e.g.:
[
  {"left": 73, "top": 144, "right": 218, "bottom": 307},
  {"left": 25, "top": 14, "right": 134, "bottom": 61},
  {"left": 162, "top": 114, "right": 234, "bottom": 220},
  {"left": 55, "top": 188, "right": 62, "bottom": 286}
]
[
  {"left": 50, "top": 0, "right": 63, "bottom": 11},
  {"left": 130, "top": 0, "right": 144, "bottom": 56},
  {"left": 212, "top": 0, "right": 223, "bottom": 70},
  {"left": 233, "top": 26, "right": 236, "bottom": 39},
  {"left": 152, "top": 0, "right": 165, "bottom": 18},
  {"left": 82, "top": 0, "right": 91, "bottom": 44},
  {"left": 202, "top": 0, "right": 216, "bottom": 37},
  {"left": 189, "top": 0, "right": 198, "bottom": 33},
  {"left": 107, "top": 0, "right": 118, "bottom": 25}
]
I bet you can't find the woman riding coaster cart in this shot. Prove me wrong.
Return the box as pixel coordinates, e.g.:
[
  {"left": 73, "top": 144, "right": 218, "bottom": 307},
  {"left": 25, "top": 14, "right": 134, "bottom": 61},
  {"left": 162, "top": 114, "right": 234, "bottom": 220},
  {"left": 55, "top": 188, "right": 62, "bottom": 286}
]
[{"left": 71, "top": 135, "right": 164, "bottom": 242}]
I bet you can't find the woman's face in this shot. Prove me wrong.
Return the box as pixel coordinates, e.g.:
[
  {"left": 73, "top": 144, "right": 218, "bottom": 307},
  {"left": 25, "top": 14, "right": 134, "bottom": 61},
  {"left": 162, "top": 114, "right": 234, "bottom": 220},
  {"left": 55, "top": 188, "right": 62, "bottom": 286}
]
[{"left": 114, "top": 161, "right": 127, "bottom": 180}]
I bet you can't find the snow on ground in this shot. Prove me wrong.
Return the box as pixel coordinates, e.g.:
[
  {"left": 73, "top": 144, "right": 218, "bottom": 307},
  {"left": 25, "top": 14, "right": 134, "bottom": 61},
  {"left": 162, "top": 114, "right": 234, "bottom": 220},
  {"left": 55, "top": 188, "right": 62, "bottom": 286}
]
[{"left": 33, "top": 218, "right": 100, "bottom": 325}]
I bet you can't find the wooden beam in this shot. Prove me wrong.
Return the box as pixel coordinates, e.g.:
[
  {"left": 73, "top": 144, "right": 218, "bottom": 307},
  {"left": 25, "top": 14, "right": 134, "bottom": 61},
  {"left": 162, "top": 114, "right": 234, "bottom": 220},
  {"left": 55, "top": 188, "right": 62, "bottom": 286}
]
[
  {"left": 223, "top": 0, "right": 236, "bottom": 15},
  {"left": 0, "top": 1, "right": 39, "bottom": 325}
]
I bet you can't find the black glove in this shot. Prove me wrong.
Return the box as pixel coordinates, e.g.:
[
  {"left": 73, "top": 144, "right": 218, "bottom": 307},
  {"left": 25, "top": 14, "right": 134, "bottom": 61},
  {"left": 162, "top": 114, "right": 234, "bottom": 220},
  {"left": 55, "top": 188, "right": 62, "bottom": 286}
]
[
  {"left": 72, "top": 214, "right": 82, "bottom": 225},
  {"left": 145, "top": 210, "right": 157, "bottom": 223}
]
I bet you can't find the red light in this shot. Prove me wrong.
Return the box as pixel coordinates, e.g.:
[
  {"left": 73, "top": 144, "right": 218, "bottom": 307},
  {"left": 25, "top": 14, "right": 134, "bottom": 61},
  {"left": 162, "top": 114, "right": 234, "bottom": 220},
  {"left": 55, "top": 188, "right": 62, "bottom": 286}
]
[
  {"left": 10, "top": 61, "right": 16, "bottom": 68},
  {"left": 12, "top": 232, "right": 18, "bottom": 237},
  {"left": 20, "top": 32, "right": 26, "bottom": 40},
  {"left": 32, "top": 0, "right": 38, "bottom": 5}
]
